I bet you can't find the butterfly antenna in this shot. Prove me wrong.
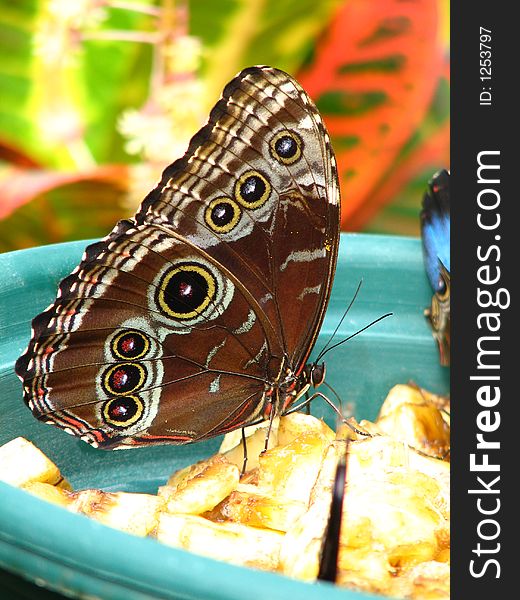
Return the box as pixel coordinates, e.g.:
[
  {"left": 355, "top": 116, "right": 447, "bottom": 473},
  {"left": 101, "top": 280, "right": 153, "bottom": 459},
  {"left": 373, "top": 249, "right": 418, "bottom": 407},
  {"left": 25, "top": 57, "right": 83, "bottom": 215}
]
[
  {"left": 315, "top": 280, "right": 363, "bottom": 363},
  {"left": 318, "top": 436, "right": 350, "bottom": 583},
  {"left": 317, "top": 312, "right": 393, "bottom": 362}
]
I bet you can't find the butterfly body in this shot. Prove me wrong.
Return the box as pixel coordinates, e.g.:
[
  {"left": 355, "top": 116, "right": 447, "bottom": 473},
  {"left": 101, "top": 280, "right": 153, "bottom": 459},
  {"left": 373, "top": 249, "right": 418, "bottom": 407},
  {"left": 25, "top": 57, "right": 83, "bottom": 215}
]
[
  {"left": 15, "top": 66, "right": 340, "bottom": 449},
  {"left": 420, "top": 169, "right": 450, "bottom": 366}
]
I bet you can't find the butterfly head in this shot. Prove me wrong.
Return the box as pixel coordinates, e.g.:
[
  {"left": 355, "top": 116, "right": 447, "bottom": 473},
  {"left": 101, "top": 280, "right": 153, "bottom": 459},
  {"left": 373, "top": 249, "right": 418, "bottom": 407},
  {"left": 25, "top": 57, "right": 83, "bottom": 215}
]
[
  {"left": 306, "top": 363, "right": 326, "bottom": 387},
  {"left": 302, "top": 362, "right": 326, "bottom": 388}
]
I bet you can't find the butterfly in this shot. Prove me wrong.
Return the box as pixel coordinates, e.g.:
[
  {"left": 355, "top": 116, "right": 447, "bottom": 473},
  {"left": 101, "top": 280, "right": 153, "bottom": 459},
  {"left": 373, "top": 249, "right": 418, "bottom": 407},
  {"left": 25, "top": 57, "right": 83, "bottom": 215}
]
[
  {"left": 15, "top": 66, "right": 340, "bottom": 449},
  {"left": 420, "top": 169, "right": 450, "bottom": 367}
]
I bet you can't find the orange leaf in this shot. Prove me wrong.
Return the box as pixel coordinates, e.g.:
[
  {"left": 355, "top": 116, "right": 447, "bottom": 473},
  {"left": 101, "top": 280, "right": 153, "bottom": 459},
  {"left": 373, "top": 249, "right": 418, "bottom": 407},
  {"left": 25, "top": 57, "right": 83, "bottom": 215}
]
[
  {"left": 360, "top": 119, "right": 450, "bottom": 233},
  {"left": 297, "top": 0, "right": 445, "bottom": 229},
  {"left": 0, "top": 165, "right": 128, "bottom": 220}
]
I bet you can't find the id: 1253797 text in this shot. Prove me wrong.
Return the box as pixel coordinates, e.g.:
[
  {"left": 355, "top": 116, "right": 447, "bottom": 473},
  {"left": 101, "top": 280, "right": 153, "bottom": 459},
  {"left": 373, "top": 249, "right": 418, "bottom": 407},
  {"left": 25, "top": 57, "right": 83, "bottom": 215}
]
[{"left": 480, "top": 27, "right": 492, "bottom": 106}]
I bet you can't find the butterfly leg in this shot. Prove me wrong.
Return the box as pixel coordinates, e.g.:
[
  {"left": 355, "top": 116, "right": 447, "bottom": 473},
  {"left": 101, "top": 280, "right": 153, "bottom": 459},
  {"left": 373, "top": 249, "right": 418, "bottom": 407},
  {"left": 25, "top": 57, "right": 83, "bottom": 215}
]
[
  {"left": 262, "top": 392, "right": 280, "bottom": 454},
  {"left": 304, "top": 390, "right": 311, "bottom": 415},
  {"left": 286, "top": 392, "right": 372, "bottom": 438},
  {"left": 283, "top": 393, "right": 314, "bottom": 415},
  {"left": 240, "top": 428, "right": 248, "bottom": 477},
  {"left": 284, "top": 393, "right": 314, "bottom": 416}
]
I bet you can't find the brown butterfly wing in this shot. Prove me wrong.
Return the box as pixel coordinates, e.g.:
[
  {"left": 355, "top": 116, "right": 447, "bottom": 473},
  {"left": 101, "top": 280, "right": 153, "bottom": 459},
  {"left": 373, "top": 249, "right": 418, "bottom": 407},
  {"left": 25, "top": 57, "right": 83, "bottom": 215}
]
[
  {"left": 16, "top": 221, "right": 273, "bottom": 448},
  {"left": 16, "top": 66, "right": 339, "bottom": 448},
  {"left": 138, "top": 66, "right": 340, "bottom": 370}
]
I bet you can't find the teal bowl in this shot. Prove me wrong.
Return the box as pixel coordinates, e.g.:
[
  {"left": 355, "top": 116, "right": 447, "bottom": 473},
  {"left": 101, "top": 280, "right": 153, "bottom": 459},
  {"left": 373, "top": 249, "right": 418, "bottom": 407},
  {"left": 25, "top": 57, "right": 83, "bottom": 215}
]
[{"left": 0, "top": 233, "right": 449, "bottom": 599}]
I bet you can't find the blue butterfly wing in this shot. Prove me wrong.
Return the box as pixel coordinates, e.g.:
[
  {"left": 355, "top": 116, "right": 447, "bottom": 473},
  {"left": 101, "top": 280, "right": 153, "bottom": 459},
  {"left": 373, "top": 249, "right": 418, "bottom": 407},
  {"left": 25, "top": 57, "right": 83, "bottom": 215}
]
[
  {"left": 420, "top": 169, "right": 450, "bottom": 292},
  {"left": 420, "top": 169, "right": 450, "bottom": 366}
]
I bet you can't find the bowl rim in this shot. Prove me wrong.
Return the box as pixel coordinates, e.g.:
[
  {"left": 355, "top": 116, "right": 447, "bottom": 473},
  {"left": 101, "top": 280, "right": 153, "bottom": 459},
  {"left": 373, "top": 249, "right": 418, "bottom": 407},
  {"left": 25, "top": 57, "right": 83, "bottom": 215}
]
[{"left": 0, "top": 232, "right": 443, "bottom": 600}]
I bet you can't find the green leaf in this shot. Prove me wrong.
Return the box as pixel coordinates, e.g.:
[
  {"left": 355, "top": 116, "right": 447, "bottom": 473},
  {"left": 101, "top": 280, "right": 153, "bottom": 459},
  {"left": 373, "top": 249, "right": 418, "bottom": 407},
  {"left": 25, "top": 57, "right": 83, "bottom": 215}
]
[
  {"left": 316, "top": 90, "right": 388, "bottom": 116},
  {"left": 0, "top": 2, "right": 39, "bottom": 162},
  {"left": 191, "top": 0, "right": 343, "bottom": 107}
]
